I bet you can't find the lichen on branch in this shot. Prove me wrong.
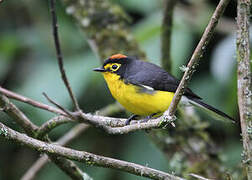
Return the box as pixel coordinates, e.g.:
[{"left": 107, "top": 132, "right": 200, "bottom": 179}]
[
  {"left": 62, "top": 0, "right": 145, "bottom": 60},
  {"left": 236, "top": 0, "right": 252, "bottom": 179}
]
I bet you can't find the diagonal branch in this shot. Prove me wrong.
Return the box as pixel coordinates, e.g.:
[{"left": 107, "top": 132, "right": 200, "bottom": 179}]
[
  {"left": 21, "top": 124, "right": 89, "bottom": 180},
  {"left": 165, "top": 0, "right": 231, "bottom": 117},
  {"left": 49, "top": 0, "right": 80, "bottom": 111},
  {"left": 0, "top": 86, "right": 66, "bottom": 115},
  {"left": 22, "top": 103, "right": 122, "bottom": 180},
  {"left": 0, "top": 94, "right": 87, "bottom": 180},
  {"left": 42, "top": 92, "right": 73, "bottom": 117},
  {"left": 37, "top": 116, "right": 75, "bottom": 138},
  {"left": 237, "top": 0, "right": 252, "bottom": 179},
  {"left": 0, "top": 95, "right": 38, "bottom": 136},
  {"left": 188, "top": 173, "right": 211, "bottom": 180},
  {"left": 0, "top": 122, "right": 184, "bottom": 180}
]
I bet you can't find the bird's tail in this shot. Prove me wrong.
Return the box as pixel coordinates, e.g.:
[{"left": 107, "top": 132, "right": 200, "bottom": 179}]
[{"left": 186, "top": 97, "right": 236, "bottom": 123}]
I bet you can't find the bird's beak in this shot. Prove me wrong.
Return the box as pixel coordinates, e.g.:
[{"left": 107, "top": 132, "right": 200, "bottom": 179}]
[{"left": 93, "top": 67, "right": 106, "bottom": 72}]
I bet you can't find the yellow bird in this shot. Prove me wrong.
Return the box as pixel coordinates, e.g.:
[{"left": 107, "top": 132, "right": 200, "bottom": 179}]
[{"left": 94, "top": 54, "right": 234, "bottom": 125}]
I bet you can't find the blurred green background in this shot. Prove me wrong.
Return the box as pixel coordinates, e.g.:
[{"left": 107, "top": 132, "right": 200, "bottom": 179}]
[{"left": 0, "top": 0, "right": 243, "bottom": 179}]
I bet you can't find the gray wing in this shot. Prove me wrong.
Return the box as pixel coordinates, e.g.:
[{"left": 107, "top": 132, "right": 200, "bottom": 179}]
[{"left": 124, "top": 60, "right": 201, "bottom": 99}]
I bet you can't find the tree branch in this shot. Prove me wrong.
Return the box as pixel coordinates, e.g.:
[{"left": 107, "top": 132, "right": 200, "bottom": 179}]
[
  {"left": 21, "top": 155, "right": 49, "bottom": 180},
  {"left": 62, "top": 0, "right": 145, "bottom": 61},
  {"left": 49, "top": 0, "right": 80, "bottom": 111},
  {"left": 36, "top": 103, "right": 123, "bottom": 138},
  {"left": 188, "top": 173, "right": 211, "bottom": 180},
  {"left": 0, "top": 122, "right": 183, "bottom": 180},
  {"left": 237, "top": 0, "right": 252, "bottom": 179},
  {"left": 0, "top": 94, "right": 86, "bottom": 180},
  {"left": 165, "top": 0, "right": 231, "bottom": 117},
  {"left": 36, "top": 116, "right": 74, "bottom": 138},
  {"left": 161, "top": 0, "right": 178, "bottom": 72},
  {"left": 60, "top": 0, "right": 232, "bottom": 177},
  {"left": 42, "top": 92, "right": 73, "bottom": 117},
  {"left": 21, "top": 124, "right": 89, "bottom": 180},
  {"left": 0, "top": 95, "right": 38, "bottom": 136},
  {"left": 38, "top": 111, "right": 172, "bottom": 136},
  {"left": 0, "top": 87, "right": 176, "bottom": 135},
  {"left": 22, "top": 103, "right": 122, "bottom": 180},
  {"left": 0, "top": 86, "right": 66, "bottom": 115}
]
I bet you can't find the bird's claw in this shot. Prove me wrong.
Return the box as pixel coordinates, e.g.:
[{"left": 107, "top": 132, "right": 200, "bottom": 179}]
[{"left": 159, "top": 114, "right": 176, "bottom": 128}]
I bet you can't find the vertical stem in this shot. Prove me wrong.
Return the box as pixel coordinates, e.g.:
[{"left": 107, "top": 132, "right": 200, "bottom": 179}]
[
  {"left": 161, "top": 0, "right": 177, "bottom": 72},
  {"left": 49, "top": 0, "right": 80, "bottom": 111},
  {"left": 237, "top": 0, "right": 252, "bottom": 179},
  {"left": 166, "top": 0, "right": 231, "bottom": 117}
]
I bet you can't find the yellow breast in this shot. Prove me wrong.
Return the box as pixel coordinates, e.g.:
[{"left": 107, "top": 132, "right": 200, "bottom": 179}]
[{"left": 102, "top": 72, "right": 174, "bottom": 116}]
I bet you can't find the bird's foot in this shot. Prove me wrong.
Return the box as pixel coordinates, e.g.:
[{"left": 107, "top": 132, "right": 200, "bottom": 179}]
[
  {"left": 160, "top": 113, "right": 176, "bottom": 127},
  {"left": 140, "top": 113, "right": 157, "bottom": 123},
  {"left": 125, "top": 114, "right": 139, "bottom": 125}
]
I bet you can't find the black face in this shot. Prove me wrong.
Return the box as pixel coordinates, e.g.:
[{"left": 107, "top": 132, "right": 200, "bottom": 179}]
[{"left": 93, "top": 56, "right": 132, "bottom": 79}]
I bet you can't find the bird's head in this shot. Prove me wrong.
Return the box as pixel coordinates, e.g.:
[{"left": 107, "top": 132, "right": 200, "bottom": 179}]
[{"left": 93, "top": 54, "right": 131, "bottom": 78}]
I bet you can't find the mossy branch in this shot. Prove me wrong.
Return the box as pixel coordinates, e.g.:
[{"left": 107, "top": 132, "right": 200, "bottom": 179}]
[
  {"left": 62, "top": 0, "right": 145, "bottom": 61},
  {"left": 0, "top": 86, "right": 175, "bottom": 135},
  {"left": 21, "top": 124, "right": 89, "bottom": 180},
  {"left": 21, "top": 103, "right": 121, "bottom": 180},
  {"left": 237, "top": 0, "right": 252, "bottom": 179},
  {"left": 0, "top": 122, "right": 183, "bottom": 180},
  {"left": 0, "top": 94, "right": 86, "bottom": 180}
]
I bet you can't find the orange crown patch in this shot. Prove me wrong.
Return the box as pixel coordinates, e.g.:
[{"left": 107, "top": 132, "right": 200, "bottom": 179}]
[{"left": 109, "top": 54, "right": 127, "bottom": 60}]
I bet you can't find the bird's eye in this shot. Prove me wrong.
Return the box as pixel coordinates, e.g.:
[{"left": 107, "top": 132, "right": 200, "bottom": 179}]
[{"left": 111, "top": 64, "right": 118, "bottom": 70}]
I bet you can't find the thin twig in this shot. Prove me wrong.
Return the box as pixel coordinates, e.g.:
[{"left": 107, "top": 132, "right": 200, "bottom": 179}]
[
  {"left": 0, "top": 87, "right": 127, "bottom": 128},
  {"left": 21, "top": 155, "right": 49, "bottom": 180},
  {"left": 42, "top": 92, "right": 73, "bottom": 117},
  {"left": 0, "top": 86, "right": 66, "bottom": 115},
  {"left": 188, "top": 173, "right": 212, "bottom": 180},
  {"left": 0, "top": 122, "right": 183, "bottom": 180},
  {"left": 49, "top": 0, "right": 80, "bottom": 111},
  {"left": 165, "top": 0, "right": 231, "bottom": 117},
  {"left": 237, "top": 0, "right": 252, "bottom": 179}
]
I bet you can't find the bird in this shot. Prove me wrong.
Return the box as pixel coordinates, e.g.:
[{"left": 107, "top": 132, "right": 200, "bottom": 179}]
[{"left": 93, "top": 54, "right": 235, "bottom": 125}]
